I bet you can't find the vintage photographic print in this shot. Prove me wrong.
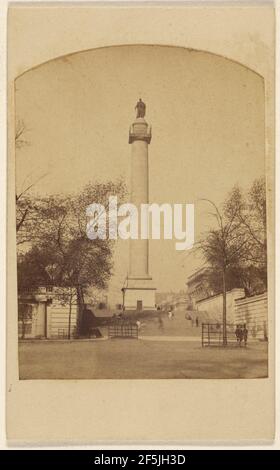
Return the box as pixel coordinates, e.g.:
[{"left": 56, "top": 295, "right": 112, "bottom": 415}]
[
  {"left": 6, "top": 0, "right": 276, "bottom": 445},
  {"left": 15, "top": 43, "right": 270, "bottom": 380}
]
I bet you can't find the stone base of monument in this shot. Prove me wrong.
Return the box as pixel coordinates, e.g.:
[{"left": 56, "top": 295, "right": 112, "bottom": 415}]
[{"left": 124, "top": 277, "right": 156, "bottom": 311}]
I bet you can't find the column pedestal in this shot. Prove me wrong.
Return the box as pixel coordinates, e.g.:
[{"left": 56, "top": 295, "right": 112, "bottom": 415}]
[{"left": 125, "top": 277, "right": 156, "bottom": 311}]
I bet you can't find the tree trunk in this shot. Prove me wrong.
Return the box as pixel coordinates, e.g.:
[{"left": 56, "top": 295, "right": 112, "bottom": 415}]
[
  {"left": 68, "top": 295, "right": 72, "bottom": 340},
  {"left": 122, "top": 288, "right": 125, "bottom": 311},
  {"left": 222, "top": 269, "right": 227, "bottom": 346},
  {"left": 76, "top": 285, "right": 84, "bottom": 336}
]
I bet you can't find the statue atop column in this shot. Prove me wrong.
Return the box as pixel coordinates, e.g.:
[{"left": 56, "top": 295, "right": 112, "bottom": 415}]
[
  {"left": 129, "top": 99, "right": 151, "bottom": 144},
  {"left": 135, "top": 98, "right": 146, "bottom": 118}
]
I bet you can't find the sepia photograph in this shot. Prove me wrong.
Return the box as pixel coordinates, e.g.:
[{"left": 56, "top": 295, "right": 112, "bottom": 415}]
[
  {"left": 15, "top": 44, "right": 269, "bottom": 380},
  {"left": 4, "top": 0, "right": 276, "bottom": 446}
]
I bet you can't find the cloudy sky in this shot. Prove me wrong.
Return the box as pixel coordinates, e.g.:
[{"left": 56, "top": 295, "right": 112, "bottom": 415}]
[{"left": 15, "top": 45, "right": 265, "bottom": 304}]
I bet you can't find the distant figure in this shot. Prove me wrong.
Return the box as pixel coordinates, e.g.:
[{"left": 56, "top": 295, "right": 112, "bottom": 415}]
[
  {"left": 158, "top": 316, "right": 164, "bottom": 331},
  {"left": 168, "top": 310, "right": 173, "bottom": 320},
  {"left": 243, "top": 325, "right": 248, "bottom": 347},
  {"left": 196, "top": 317, "right": 199, "bottom": 327},
  {"left": 235, "top": 325, "right": 243, "bottom": 347},
  {"left": 136, "top": 320, "right": 141, "bottom": 330},
  {"left": 135, "top": 98, "right": 146, "bottom": 118},
  {"left": 235, "top": 325, "right": 240, "bottom": 343}
]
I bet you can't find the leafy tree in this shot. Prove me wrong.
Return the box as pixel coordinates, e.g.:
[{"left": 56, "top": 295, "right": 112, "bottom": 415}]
[{"left": 17, "top": 179, "right": 126, "bottom": 335}]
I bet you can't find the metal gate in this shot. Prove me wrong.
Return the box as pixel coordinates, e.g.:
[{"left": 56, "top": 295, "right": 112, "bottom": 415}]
[
  {"left": 201, "top": 323, "right": 238, "bottom": 347},
  {"left": 108, "top": 319, "right": 138, "bottom": 339}
]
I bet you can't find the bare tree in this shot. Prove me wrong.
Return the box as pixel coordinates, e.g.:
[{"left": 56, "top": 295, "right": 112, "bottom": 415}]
[
  {"left": 194, "top": 178, "right": 267, "bottom": 345},
  {"left": 194, "top": 179, "right": 267, "bottom": 300},
  {"left": 15, "top": 119, "right": 48, "bottom": 238},
  {"left": 224, "top": 177, "right": 267, "bottom": 288},
  {"left": 196, "top": 199, "right": 249, "bottom": 346},
  {"left": 15, "top": 119, "right": 30, "bottom": 149},
  {"left": 52, "top": 286, "right": 77, "bottom": 339}
]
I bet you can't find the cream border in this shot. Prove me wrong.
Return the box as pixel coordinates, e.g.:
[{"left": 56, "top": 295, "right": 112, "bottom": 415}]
[{"left": 6, "top": 2, "right": 275, "bottom": 443}]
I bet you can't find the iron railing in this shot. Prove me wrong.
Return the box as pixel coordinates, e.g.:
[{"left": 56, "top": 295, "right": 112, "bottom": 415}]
[{"left": 108, "top": 319, "right": 138, "bottom": 339}]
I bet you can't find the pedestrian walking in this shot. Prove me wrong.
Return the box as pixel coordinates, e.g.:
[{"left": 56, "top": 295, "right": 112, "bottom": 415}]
[{"left": 243, "top": 325, "right": 248, "bottom": 347}]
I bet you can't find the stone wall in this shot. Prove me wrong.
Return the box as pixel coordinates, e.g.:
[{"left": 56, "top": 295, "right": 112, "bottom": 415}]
[
  {"left": 195, "top": 288, "right": 245, "bottom": 323},
  {"left": 234, "top": 292, "right": 268, "bottom": 340}
]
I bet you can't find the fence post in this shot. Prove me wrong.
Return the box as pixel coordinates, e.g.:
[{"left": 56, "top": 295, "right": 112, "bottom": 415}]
[{"left": 202, "top": 323, "right": 204, "bottom": 347}]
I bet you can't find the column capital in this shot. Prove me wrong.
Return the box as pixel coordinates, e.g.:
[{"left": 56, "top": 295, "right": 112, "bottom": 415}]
[{"left": 129, "top": 118, "right": 152, "bottom": 144}]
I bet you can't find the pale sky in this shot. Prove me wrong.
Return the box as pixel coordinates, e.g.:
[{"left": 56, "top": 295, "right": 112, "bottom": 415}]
[{"left": 15, "top": 45, "right": 265, "bottom": 304}]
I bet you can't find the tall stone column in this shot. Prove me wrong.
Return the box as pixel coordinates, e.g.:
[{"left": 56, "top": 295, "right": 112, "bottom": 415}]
[
  {"left": 129, "top": 117, "right": 150, "bottom": 278},
  {"left": 124, "top": 100, "right": 156, "bottom": 311}
]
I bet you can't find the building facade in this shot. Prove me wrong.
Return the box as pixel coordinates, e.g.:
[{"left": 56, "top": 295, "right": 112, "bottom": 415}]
[
  {"left": 18, "top": 286, "right": 79, "bottom": 339},
  {"left": 186, "top": 267, "right": 214, "bottom": 307}
]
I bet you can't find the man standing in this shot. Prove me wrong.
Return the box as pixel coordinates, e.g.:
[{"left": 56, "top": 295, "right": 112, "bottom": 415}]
[
  {"left": 135, "top": 98, "right": 146, "bottom": 118},
  {"left": 235, "top": 325, "right": 242, "bottom": 347}
]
